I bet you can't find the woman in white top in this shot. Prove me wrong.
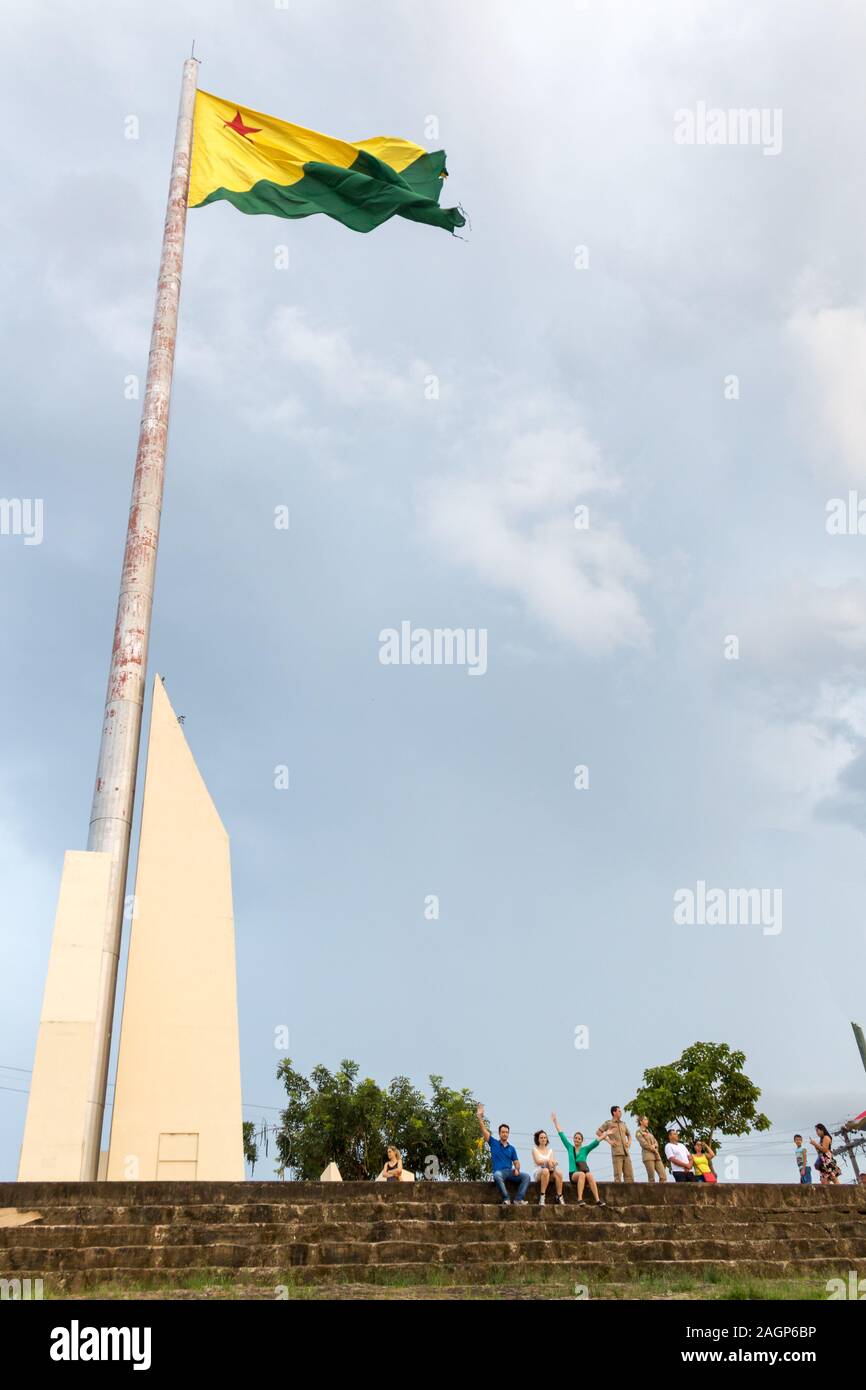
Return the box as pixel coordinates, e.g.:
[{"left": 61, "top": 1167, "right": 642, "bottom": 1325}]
[{"left": 532, "top": 1129, "right": 564, "bottom": 1205}]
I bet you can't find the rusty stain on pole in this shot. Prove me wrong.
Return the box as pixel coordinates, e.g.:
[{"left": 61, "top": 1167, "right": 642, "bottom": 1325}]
[{"left": 81, "top": 58, "right": 198, "bottom": 1181}]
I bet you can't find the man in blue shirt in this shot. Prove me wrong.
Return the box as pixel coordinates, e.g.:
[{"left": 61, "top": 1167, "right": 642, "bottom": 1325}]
[{"left": 477, "top": 1102, "right": 530, "bottom": 1204}]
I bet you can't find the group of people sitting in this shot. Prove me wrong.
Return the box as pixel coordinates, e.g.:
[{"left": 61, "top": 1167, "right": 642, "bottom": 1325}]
[{"left": 476, "top": 1103, "right": 717, "bottom": 1204}]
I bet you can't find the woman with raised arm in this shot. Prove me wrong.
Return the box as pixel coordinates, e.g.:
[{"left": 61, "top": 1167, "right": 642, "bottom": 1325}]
[
  {"left": 691, "top": 1138, "right": 716, "bottom": 1183},
  {"left": 551, "top": 1110, "right": 608, "bottom": 1207}
]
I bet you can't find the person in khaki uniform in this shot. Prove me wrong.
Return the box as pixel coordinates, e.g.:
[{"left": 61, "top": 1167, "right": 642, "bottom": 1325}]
[
  {"left": 635, "top": 1115, "right": 667, "bottom": 1183},
  {"left": 603, "top": 1105, "right": 634, "bottom": 1182}
]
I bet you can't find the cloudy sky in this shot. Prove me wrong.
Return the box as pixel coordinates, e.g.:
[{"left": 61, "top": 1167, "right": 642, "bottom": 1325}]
[{"left": 3, "top": 0, "right": 866, "bottom": 1184}]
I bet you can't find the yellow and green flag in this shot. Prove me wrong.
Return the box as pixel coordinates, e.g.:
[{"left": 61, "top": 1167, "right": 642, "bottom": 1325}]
[{"left": 189, "top": 90, "right": 465, "bottom": 235}]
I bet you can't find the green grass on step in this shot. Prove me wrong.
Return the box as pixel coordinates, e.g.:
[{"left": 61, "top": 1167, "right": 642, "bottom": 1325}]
[{"left": 43, "top": 1266, "right": 838, "bottom": 1302}]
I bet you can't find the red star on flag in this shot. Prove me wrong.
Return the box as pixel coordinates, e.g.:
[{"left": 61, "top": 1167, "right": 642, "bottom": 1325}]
[{"left": 223, "top": 110, "right": 262, "bottom": 140}]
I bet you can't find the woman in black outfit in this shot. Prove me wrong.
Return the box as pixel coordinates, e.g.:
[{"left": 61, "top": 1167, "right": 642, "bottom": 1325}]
[{"left": 377, "top": 1145, "right": 404, "bottom": 1181}]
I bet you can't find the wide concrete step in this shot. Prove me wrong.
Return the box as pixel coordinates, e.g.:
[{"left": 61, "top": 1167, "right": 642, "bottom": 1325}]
[
  {"left": 3, "top": 1233, "right": 866, "bottom": 1273},
  {"left": 3, "top": 1217, "right": 865, "bottom": 1250},
  {"left": 3, "top": 1182, "right": 861, "bottom": 1296},
  {"left": 3, "top": 1200, "right": 862, "bottom": 1228},
  {"left": 5, "top": 1181, "right": 863, "bottom": 1210}
]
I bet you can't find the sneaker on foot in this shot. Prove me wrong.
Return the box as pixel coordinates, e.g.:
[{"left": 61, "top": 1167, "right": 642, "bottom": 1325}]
[
  {"left": 538, "top": 1194, "right": 546, "bottom": 1206},
  {"left": 596, "top": 1199, "right": 606, "bottom": 1207},
  {"left": 577, "top": 1199, "right": 586, "bottom": 1206},
  {"left": 501, "top": 1198, "right": 511, "bottom": 1205},
  {"left": 556, "top": 1195, "right": 565, "bottom": 1205}
]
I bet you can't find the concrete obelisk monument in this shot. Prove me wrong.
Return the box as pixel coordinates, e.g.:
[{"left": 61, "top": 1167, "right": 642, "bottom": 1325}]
[{"left": 106, "top": 676, "right": 244, "bottom": 1181}]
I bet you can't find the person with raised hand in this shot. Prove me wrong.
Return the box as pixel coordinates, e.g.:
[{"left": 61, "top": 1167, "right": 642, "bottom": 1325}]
[
  {"left": 477, "top": 1102, "right": 530, "bottom": 1205},
  {"left": 551, "top": 1109, "right": 609, "bottom": 1207}
]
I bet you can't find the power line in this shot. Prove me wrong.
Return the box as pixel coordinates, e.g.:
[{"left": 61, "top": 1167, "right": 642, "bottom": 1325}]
[{"left": 1, "top": 1064, "right": 860, "bottom": 1174}]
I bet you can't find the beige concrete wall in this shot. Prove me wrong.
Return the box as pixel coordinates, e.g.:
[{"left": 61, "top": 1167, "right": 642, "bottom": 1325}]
[
  {"left": 106, "top": 677, "right": 244, "bottom": 1181},
  {"left": 18, "top": 851, "right": 113, "bottom": 1180}
]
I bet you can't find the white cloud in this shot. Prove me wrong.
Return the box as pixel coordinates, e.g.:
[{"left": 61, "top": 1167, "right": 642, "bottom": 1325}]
[
  {"left": 43, "top": 241, "right": 425, "bottom": 424},
  {"left": 45, "top": 264, "right": 149, "bottom": 365},
  {"left": 706, "top": 576, "right": 866, "bottom": 832},
  {"left": 422, "top": 399, "right": 650, "bottom": 654},
  {"left": 788, "top": 305, "right": 866, "bottom": 484},
  {"left": 267, "top": 306, "right": 423, "bottom": 406},
  {"left": 736, "top": 575, "right": 866, "bottom": 684}
]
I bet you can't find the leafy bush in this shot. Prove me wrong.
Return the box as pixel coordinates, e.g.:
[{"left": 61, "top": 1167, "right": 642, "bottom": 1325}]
[{"left": 274, "top": 1058, "right": 488, "bottom": 1180}]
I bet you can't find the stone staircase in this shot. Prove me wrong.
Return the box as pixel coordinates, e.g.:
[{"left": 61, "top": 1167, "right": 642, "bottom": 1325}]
[{"left": 1, "top": 1181, "right": 864, "bottom": 1295}]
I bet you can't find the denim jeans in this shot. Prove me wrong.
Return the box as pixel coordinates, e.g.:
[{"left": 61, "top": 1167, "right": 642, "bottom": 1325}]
[{"left": 493, "top": 1168, "right": 530, "bottom": 1201}]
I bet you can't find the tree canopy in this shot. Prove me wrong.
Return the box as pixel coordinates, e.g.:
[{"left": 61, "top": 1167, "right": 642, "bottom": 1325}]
[
  {"left": 274, "top": 1058, "right": 487, "bottom": 1180},
  {"left": 626, "top": 1040, "right": 771, "bottom": 1155}
]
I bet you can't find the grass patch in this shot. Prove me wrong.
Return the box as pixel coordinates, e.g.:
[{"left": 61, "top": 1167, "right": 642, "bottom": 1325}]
[
  {"left": 716, "top": 1280, "right": 827, "bottom": 1302},
  {"left": 43, "top": 1269, "right": 237, "bottom": 1300},
  {"left": 43, "top": 1264, "right": 839, "bottom": 1302}
]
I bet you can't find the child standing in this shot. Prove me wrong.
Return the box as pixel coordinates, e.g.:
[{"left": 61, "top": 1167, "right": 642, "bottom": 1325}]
[{"left": 794, "top": 1133, "right": 811, "bottom": 1184}]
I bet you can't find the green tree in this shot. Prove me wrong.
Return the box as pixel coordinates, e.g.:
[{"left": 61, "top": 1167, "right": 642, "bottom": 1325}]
[
  {"left": 242, "top": 1120, "right": 258, "bottom": 1176},
  {"left": 382, "top": 1074, "right": 430, "bottom": 1175},
  {"left": 627, "top": 1040, "right": 771, "bottom": 1161},
  {"left": 276, "top": 1058, "right": 384, "bottom": 1180},
  {"left": 274, "top": 1058, "right": 483, "bottom": 1180},
  {"left": 426, "top": 1075, "right": 489, "bottom": 1180}
]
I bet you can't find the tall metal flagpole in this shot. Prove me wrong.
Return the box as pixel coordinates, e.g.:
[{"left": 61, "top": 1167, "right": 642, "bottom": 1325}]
[{"left": 80, "top": 57, "right": 198, "bottom": 1181}]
